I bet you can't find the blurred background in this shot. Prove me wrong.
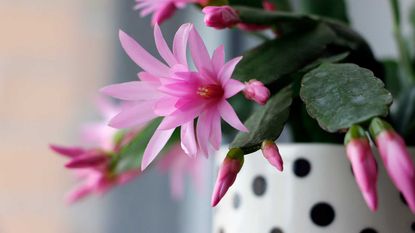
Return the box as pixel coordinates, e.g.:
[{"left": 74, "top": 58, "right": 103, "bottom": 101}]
[{"left": 0, "top": 0, "right": 413, "bottom": 232}]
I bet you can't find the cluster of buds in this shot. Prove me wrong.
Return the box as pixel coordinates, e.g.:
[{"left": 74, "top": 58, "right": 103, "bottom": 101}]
[
  {"left": 345, "top": 118, "right": 415, "bottom": 214},
  {"left": 212, "top": 140, "right": 284, "bottom": 206}
]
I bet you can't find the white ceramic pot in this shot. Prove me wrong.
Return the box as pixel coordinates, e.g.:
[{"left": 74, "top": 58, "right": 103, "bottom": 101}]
[{"left": 212, "top": 144, "right": 415, "bottom": 233}]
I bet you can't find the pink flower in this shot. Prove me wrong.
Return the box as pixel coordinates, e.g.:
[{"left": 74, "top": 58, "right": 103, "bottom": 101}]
[
  {"left": 202, "top": 6, "right": 241, "bottom": 29},
  {"left": 102, "top": 24, "right": 248, "bottom": 170},
  {"left": 157, "top": 144, "right": 208, "bottom": 200},
  {"left": 157, "top": 26, "right": 248, "bottom": 159},
  {"left": 345, "top": 125, "right": 378, "bottom": 212},
  {"left": 211, "top": 148, "right": 244, "bottom": 206},
  {"left": 50, "top": 144, "right": 140, "bottom": 203},
  {"left": 101, "top": 24, "right": 194, "bottom": 170},
  {"left": 243, "top": 79, "right": 270, "bottom": 105},
  {"left": 261, "top": 140, "right": 283, "bottom": 171},
  {"left": 370, "top": 118, "right": 415, "bottom": 214},
  {"left": 134, "top": 0, "right": 205, "bottom": 25}
]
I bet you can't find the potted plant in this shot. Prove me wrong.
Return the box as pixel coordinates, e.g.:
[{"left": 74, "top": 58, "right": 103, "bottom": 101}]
[{"left": 51, "top": 0, "right": 415, "bottom": 232}]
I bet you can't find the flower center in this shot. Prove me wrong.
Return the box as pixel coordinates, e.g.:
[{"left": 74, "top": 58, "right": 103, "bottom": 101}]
[{"left": 197, "top": 84, "right": 224, "bottom": 99}]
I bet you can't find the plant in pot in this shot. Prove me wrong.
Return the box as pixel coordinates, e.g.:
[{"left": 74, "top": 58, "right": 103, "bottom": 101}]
[{"left": 51, "top": 0, "right": 415, "bottom": 232}]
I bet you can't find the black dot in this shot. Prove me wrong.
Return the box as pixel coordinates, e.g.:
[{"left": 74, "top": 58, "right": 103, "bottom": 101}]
[
  {"left": 350, "top": 164, "right": 354, "bottom": 176},
  {"left": 233, "top": 193, "right": 241, "bottom": 209},
  {"left": 400, "top": 192, "right": 408, "bottom": 206},
  {"left": 218, "top": 228, "right": 225, "bottom": 233},
  {"left": 411, "top": 222, "right": 415, "bottom": 231},
  {"left": 360, "top": 228, "right": 377, "bottom": 233},
  {"left": 310, "top": 202, "right": 335, "bottom": 227},
  {"left": 293, "top": 158, "right": 311, "bottom": 177},
  {"left": 270, "top": 227, "right": 283, "bottom": 233},
  {"left": 252, "top": 175, "right": 267, "bottom": 196}
]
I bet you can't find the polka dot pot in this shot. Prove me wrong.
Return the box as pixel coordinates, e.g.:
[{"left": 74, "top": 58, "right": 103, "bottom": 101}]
[{"left": 213, "top": 144, "right": 415, "bottom": 233}]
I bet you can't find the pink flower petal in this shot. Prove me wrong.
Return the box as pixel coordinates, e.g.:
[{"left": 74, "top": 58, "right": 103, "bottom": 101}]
[
  {"left": 218, "top": 100, "right": 248, "bottom": 132},
  {"left": 154, "top": 24, "right": 177, "bottom": 66},
  {"left": 100, "top": 81, "right": 159, "bottom": 101},
  {"left": 65, "top": 154, "right": 108, "bottom": 169},
  {"left": 209, "top": 111, "right": 222, "bottom": 150},
  {"left": 189, "top": 27, "right": 213, "bottom": 75},
  {"left": 218, "top": 56, "right": 242, "bottom": 83},
  {"left": 224, "top": 79, "right": 245, "bottom": 98},
  {"left": 109, "top": 101, "right": 157, "bottom": 128},
  {"left": 153, "top": 97, "right": 179, "bottom": 116},
  {"left": 181, "top": 121, "right": 198, "bottom": 157},
  {"left": 197, "top": 111, "right": 213, "bottom": 157},
  {"left": 212, "top": 45, "right": 225, "bottom": 74},
  {"left": 158, "top": 102, "right": 204, "bottom": 130},
  {"left": 65, "top": 184, "right": 94, "bottom": 204},
  {"left": 49, "top": 145, "right": 85, "bottom": 157},
  {"left": 141, "top": 126, "right": 175, "bottom": 170},
  {"left": 173, "top": 23, "right": 193, "bottom": 67},
  {"left": 119, "top": 30, "right": 170, "bottom": 77},
  {"left": 151, "top": 2, "right": 177, "bottom": 26},
  {"left": 169, "top": 167, "right": 185, "bottom": 200},
  {"left": 138, "top": 72, "right": 160, "bottom": 83}
]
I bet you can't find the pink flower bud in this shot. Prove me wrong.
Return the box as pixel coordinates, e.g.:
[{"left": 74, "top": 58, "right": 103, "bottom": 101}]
[
  {"left": 262, "top": 0, "right": 277, "bottom": 11},
  {"left": 202, "top": 6, "right": 240, "bottom": 29},
  {"left": 261, "top": 140, "right": 283, "bottom": 171},
  {"left": 49, "top": 144, "right": 85, "bottom": 158},
  {"left": 370, "top": 118, "right": 415, "bottom": 214},
  {"left": 243, "top": 79, "right": 270, "bottom": 105},
  {"left": 65, "top": 152, "right": 108, "bottom": 169},
  {"left": 211, "top": 148, "right": 244, "bottom": 206},
  {"left": 345, "top": 125, "right": 378, "bottom": 212}
]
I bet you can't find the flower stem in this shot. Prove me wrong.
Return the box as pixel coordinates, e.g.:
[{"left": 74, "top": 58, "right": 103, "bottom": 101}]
[{"left": 389, "top": 0, "right": 415, "bottom": 85}]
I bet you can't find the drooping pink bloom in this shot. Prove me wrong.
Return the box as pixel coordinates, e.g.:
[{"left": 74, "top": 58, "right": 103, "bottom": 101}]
[
  {"left": 50, "top": 144, "right": 140, "bottom": 203},
  {"left": 243, "top": 79, "right": 270, "bottom": 105},
  {"left": 102, "top": 24, "right": 248, "bottom": 171},
  {"left": 66, "top": 169, "right": 139, "bottom": 204},
  {"left": 345, "top": 125, "right": 378, "bottom": 212},
  {"left": 370, "top": 118, "right": 415, "bottom": 214},
  {"left": 261, "top": 140, "right": 283, "bottom": 171},
  {"left": 157, "top": 26, "right": 248, "bottom": 159},
  {"left": 211, "top": 148, "right": 244, "bottom": 206},
  {"left": 202, "top": 6, "right": 241, "bottom": 29},
  {"left": 157, "top": 144, "right": 208, "bottom": 200},
  {"left": 134, "top": 0, "right": 206, "bottom": 25}
]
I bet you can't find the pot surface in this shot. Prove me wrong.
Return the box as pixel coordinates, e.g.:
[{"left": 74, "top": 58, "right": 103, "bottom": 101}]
[{"left": 212, "top": 144, "right": 415, "bottom": 233}]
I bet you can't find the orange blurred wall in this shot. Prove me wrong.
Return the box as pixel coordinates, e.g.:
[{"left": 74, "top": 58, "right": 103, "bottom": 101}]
[{"left": 0, "top": 1, "right": 117, "bottom": 232}]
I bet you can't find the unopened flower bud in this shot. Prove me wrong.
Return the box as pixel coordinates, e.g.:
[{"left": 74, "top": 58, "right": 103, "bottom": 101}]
[
  {"left": 345, "top": 125, "right": 378, "bottom": 212},
  {"left": 211, "top": 148, "right": 244, "bottom": 206},
  {"left": 261, "top": 140, "right": 283, "bottom": 171},
  {"left": 369, "top": 118, "right": 415, "bottom": 214},
  {"left": 202, "top": 6, "right": 240, "bottom": 29},
  {"left": 243, "top": 79, "right": 270, "bottom": 105}
]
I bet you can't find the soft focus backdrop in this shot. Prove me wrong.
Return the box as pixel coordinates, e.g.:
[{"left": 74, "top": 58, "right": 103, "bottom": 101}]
[{"left": 0, "top": 0, "right": 412, "bottom": 232}]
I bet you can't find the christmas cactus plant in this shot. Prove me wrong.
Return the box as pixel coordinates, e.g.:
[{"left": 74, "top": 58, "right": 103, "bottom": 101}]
[{"left": 51, "top": 0, "right": 415, "bottom": 214}]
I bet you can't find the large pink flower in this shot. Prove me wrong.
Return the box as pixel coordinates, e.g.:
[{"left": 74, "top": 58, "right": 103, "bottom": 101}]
[
  {"left": 157, "top": 27, "right": 248, "bottom": 159},
  {"left": 134, "top": 0, "right": 206, "bottom": 25},
  {"left": 102, "top": 24, "right": 248, "bottom": 171},
  {"left": 101, "top": 24, "right": 193, "bottom": 169}
]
